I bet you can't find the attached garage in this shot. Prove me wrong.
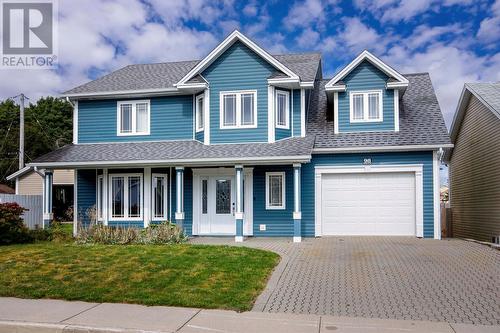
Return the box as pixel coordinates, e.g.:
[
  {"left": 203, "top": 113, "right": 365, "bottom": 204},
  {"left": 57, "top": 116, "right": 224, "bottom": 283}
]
[{"left": 315, "top": 165, "right": 424, "bottom": 237}]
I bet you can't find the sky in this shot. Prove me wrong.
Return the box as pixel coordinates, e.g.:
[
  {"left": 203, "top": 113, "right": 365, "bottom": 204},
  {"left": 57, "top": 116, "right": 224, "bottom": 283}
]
[{"left": 0, "top": 0, "right": 499, "bottom": 129}]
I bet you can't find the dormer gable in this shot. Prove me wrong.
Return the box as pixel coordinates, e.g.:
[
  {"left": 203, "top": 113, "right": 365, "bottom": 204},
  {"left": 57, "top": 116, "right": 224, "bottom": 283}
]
[
  {"left": 325, "top": 50, "right": 407, "bottom": 134},
  {"left": 176, "top": 30, "right": 300, "bottom": 89},
  {"left": 325, "top": 50, "right": 408, "bottom": 92}
]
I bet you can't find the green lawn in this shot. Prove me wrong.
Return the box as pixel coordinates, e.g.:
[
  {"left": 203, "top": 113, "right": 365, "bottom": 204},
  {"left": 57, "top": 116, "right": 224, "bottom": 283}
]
[{"left": 0, "top": 243, "right": 279, "bottom": 311}]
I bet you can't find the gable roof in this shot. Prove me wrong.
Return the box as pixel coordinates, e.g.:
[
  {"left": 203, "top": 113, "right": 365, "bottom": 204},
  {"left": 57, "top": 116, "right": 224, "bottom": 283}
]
[
  {"left": 308, "top": 73, "right": 451, "bottom": 151},
  {"left": 176, "top": 30, "right": 298, "bottom": 87},
  {"left": 62, "top": 54, "right": 320, "bottom": 98},
  {"left": 449, "top": 83, "right": 500, "bottom": 142},
  {"left": 325, "top": 50, "right": 408, "bottom": 91},
  {"left": 6, "top": 166, "right": 32, "bottom": 181}
]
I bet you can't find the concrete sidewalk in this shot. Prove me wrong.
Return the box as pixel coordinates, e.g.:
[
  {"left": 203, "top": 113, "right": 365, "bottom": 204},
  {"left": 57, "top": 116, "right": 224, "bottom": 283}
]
[{"left": 0, "top": 298, "right": 498, "bottom": 333}]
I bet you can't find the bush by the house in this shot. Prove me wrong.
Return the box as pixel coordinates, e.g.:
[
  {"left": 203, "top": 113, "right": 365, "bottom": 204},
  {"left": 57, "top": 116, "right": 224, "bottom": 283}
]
[
  {"left": 0, "top": 202, "right": 31, "bottom": 245},
  {"left": 75, "top": 221, "right": 186, "bottom": 245},
  {"left": 48, "top": 221, "right": 74, "bottom": 242}
]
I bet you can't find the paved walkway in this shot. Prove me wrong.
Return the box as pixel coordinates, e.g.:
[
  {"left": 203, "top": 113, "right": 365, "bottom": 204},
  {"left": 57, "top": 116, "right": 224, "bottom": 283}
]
[
  {"left": 190, "top": 236, "right": 500, "bottom": 325},
  {"left": 1, "top": 297, "right": 499, "bottom": 333}
]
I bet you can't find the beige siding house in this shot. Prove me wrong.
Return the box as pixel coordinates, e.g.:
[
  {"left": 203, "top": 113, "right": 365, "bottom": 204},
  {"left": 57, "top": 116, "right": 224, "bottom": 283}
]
[
  {"left": 446, "top": 83, "right": 500, "bottom": 243},
  {"left": 17, "top": 169, "right": 74, "bottom": 195}
]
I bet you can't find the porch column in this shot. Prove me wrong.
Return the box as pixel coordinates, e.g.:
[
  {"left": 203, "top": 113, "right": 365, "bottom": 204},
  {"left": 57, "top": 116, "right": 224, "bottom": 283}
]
[
  {"left": 235, "top": 165, "right": 244, "bottom": 242},
  {"left": 175, "top": 167, "right": 185, "bottom": 230},
  {"left": 42, "top": 170, "right": 53, "bottom": 228},
  {"left": 293, "top": 164, "right": 302, "bottom": 242}
]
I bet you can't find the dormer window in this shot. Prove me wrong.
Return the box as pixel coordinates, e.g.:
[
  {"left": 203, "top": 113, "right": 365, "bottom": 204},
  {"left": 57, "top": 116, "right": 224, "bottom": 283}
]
[{"left": 350, "top": 90, "right": 383, "bottom": 123}]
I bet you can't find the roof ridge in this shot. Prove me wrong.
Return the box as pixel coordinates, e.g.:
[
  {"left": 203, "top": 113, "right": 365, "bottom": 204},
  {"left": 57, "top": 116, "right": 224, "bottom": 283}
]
[
  {"left": 128, "top": 59, "right": 201, "bottom": 66},
  {"left": 117, "top": 52, "right": 321, "bottom": 68},
  {"left": 402, "top": 72, "right": 430, "bottom": 76}
]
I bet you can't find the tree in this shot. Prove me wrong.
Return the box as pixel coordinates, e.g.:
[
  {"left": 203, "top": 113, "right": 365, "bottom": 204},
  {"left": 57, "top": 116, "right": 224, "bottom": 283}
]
[{"left": 0, "top": 96, "right": 73, "bottom": 186}]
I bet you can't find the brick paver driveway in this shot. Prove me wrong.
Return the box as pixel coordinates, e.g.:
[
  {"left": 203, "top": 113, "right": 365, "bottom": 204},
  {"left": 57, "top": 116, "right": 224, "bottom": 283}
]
[{"left": 190, "top": 237, "right": 500, "bottom": 325}]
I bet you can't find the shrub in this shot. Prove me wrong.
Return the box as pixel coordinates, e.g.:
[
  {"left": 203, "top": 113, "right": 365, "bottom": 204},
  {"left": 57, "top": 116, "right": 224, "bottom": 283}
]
[
  {"left": 75, "top": 222, "right": 186, "bottom": 245},
  {"left": 48, "top": 221, "right": 73, "bottom": 243},
  {"left": 29, "top": 228, "right": 51, "bottom": 242},
  {"left": 0, "top": 202, "right": 31, "bottom": 245},
  {"left": 139, "top": 222, "right": 187, "bottom": 244}
]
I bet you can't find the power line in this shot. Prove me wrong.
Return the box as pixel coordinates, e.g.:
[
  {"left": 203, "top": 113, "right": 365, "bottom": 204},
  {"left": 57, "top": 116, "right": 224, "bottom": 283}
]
[{"left": 0, "top": 119, "right": 14, "bottom": 155}]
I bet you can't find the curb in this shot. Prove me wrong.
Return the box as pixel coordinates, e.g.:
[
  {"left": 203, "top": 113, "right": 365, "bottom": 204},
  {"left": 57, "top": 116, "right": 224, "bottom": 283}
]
[{"left": 0, "top": 320, "right": 165, "bottom": 333}]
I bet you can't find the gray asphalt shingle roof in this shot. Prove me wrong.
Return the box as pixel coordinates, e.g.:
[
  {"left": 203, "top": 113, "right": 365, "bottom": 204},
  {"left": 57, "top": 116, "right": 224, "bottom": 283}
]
[
  {"left": 64, "top": 53, "right": 321, "bottom": 95},
  {"left": 307, "top": 73, "right": 451, "bottom": 149},
  {"left": 32, "top": 136, "right": 315, "bottom": 165},
  {"left": 465, "top": 82, "right": 500, "bottom": 118}
]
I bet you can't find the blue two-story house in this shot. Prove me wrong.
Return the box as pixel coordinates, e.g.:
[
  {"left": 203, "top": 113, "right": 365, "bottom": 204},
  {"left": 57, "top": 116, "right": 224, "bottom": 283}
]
[{"left": 27, "top": 31, "right": 451, "bottom": 242}]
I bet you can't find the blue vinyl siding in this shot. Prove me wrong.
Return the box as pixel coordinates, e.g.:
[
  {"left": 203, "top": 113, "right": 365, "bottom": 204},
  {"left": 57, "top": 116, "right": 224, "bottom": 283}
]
[
  {"left": 203, "top": 41, "right": 278, "bottom": 144},
  {"left": 301, "top": 151, "right": 435, "bottom": 238},
  {"left": 76, "top": 169, "right": 96, "bottom": 227},
  {"left": 253, "top": 166, "right": 294, "bottom": 236},
  {"left": 338, "top": 60, "right": 395, "bottom": 133},
  {"left": 292, "top": 89, "right": 301, "bottom": 137},
  {"left": 78, "top": 95, "right": 194, "bottom": 143}
]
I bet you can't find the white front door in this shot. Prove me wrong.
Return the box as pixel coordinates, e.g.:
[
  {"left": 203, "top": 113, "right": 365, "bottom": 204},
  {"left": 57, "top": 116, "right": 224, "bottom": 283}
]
[{"left": 199, "top": 175, "right": 235, "bottom": 235}]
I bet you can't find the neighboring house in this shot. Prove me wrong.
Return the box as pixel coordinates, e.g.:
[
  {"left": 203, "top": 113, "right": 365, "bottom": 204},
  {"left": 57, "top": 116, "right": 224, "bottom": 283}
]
[
  {"left": 444, "top": 83, "right": 500, "bottom": 244},
  {"left": 16, "top": 31, "right": 450, "bottom": 241},
  {"left": 6, "top": 167, "right": 74, "bottom": 220},
  {"left": 0, "top": 184, "right": 15, "bottom": 194}
]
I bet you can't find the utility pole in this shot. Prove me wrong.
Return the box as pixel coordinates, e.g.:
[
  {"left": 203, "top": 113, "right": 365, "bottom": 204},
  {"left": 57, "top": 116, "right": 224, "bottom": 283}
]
[{"left": 19, "top": 93, "right": 24, "bottom": 169}]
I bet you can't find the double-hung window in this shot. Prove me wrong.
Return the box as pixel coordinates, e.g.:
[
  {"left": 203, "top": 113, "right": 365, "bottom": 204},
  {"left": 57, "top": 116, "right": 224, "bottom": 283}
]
[
  {"left": 195, "top": 95, "right": 204, "bottom": 132},
  {"left": 275, "top": 90, "right": 289, "bottom": 129},
  {"left": 152, "top": 174, "right": 168, "bottom": 220},
  {"left": 350, "top": 90, "right": 383, "bottom": 122},
  {"left": 220, "top": 90, "right": 257, "bottom": 128},
  {"left": 266, "top": 172, "right": 285, "bottom": 210},
  {"left": 97, "top": 175, "right": 104, "bottom": 221},
  {"left": 117, "top": 100, "right": 150, "bottom": 135},
  {"left": 110, "top": 174, "right": 143, "bottom": 220}
]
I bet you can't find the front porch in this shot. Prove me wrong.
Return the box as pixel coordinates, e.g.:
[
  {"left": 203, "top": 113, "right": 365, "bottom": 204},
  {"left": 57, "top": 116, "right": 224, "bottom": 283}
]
[{"left": 41, "top": 164, "right": 305, "bottom": 242}]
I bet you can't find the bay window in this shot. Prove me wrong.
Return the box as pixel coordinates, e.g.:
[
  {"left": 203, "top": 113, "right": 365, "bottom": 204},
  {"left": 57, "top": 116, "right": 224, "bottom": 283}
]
[
  {"left": 220, "top": 90, "right": 257, "bottom": 128},
  {"left": 109, "top": 174, "right": 143, "bottom": 220},
  {"left": 117, "top": 100, "right": 150, "bottom": 135},
  {"left": 196, "top": 95, "right": 204, "bottom": 132},
  {"left": 97, "top": 175, "right": 103, "bottom": 221},
  {"left": 350, "top": 90, "right": 383, "bottom": 122},
  {"left": 275, "top": 90, "right": 289, "bottom": 129},
  {"left": 152, "top": 174, "right": 168, "bottom": 220}
]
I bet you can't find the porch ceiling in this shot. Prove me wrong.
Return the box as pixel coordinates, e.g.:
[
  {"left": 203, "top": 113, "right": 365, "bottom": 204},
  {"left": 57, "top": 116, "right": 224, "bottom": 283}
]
[{"left": 29, "top": 136, "right": 315, "bottom": 168}]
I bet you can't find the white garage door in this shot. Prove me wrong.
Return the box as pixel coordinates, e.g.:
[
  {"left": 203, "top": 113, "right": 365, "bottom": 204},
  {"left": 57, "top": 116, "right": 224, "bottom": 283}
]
[{"left": 321, "top": 172, "right": 416, "bottom": 236}]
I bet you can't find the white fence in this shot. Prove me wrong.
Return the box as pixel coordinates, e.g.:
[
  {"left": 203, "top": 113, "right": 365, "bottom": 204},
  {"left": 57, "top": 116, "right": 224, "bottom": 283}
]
[{"left": 0, "top": 194, "right": 43, "bottom": 229}]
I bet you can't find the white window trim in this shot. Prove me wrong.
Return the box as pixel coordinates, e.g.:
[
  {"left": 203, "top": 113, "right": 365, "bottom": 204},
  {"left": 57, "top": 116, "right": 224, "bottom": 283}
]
[
  {"left": 195, "top": 94, "right": 204, "bottom": 132},
  {"left": 275, "top": 90, "right": 290, "bottom": 129},
  {"left": 219, "top": 90, "right": 257, "bottom": 129},
  {"left": 265, "top": 171, "right": 286, "bottom": 210},
  {"left": 97, "top": 175, "right": 103, "bottom": 221},
  {"left": 117, "top": 100, "right": 150, "bottom": 136},
  {"left": 349, "top": 90, "right": 383, "bottom": 123},
  {"left": 108, "top": 173, "right": 143, "bottom": 221},
  {"left": 151, "top": 173, "right": 168, "bottom": 221}
]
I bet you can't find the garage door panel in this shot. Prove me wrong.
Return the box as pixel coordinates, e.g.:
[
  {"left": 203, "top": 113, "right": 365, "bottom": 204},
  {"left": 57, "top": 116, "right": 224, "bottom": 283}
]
[{"left": 321, "top": 172, "right": 416, "bottom": 236}]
